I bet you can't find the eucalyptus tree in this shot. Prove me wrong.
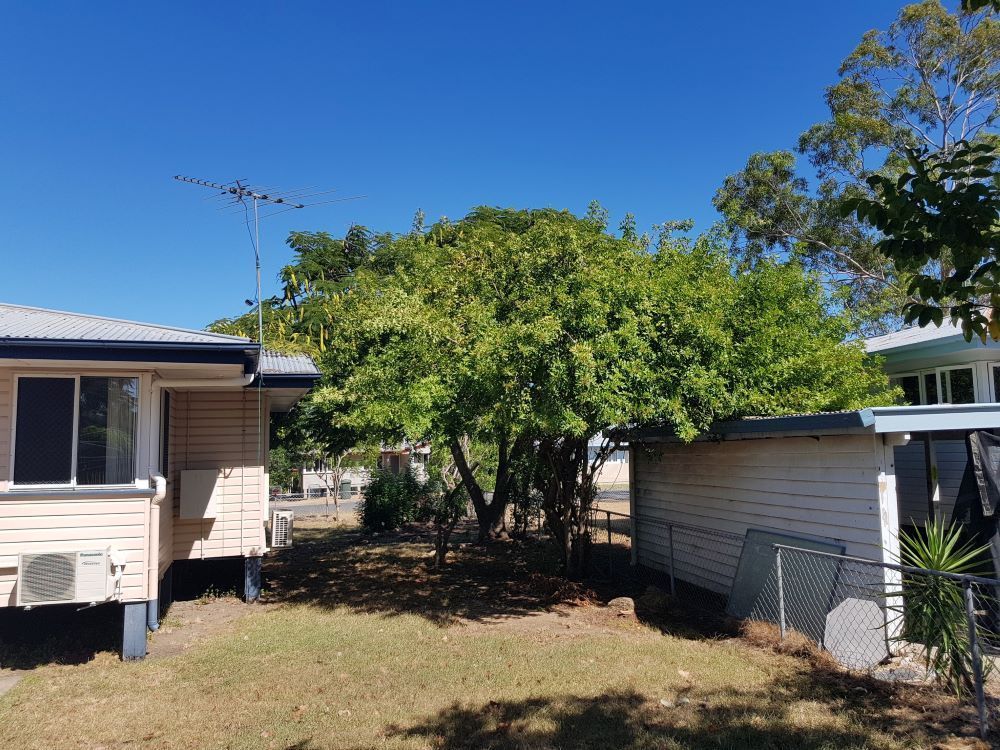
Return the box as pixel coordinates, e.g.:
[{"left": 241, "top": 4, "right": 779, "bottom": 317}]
[{"left": 714, "top": 0, "right": 1000, "bottom": 332}]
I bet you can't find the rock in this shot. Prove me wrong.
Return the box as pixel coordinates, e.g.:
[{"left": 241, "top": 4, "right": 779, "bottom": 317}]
[
  {"left": 677, "top": 697, "right": 690, "bottom": 706},
  {"left": 637, "top": 585, "right": 671, "bottom": 614},
  {"left": 607, "top": 596, "right": 635, "bottom": 615},
  {"left": 658, "top": 698, "right": 674, "bottom": 708}
]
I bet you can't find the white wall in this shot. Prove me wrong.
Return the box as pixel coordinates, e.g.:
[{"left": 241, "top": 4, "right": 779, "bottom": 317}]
[{"left": 632, "top": 434, "right": 889, "bottom": 594}]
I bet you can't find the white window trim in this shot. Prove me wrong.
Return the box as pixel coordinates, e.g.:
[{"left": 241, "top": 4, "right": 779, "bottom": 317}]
[
  {"left": 935, "top": 365, "right": 978, "bottom": 405},
  {"left": 989, "top": 363, "right": 1000, "bottom": 402},
  {"left": 9, "top": 372, "right": 143, "bottom": 491}
]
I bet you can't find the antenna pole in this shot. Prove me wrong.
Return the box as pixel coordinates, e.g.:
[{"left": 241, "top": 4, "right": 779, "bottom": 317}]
[{"left": 254, "top": 195, "right": 263, "bottom": 373}]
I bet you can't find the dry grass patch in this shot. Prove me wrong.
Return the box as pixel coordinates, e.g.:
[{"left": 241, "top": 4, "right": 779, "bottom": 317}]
[{"left": 0, "top": 519, "right": 985, "bottom": 749}]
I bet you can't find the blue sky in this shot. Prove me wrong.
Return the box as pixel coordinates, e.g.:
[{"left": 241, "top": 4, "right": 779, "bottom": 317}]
[{"left": 0, "top": 1, "right": 903, "bottom": 329}]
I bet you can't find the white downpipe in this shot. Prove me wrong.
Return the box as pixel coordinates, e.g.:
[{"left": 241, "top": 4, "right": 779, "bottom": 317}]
[{"left": 146, "top": 473, "right": 167, "bottom": 631}]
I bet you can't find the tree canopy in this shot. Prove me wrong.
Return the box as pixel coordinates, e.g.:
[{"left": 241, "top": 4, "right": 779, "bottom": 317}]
[
  {"left": 236, "top": 205, "right": 898, "bottom": 570},
  {"left": 714, "top": 0, "right": 1000, "bottom": 333}
]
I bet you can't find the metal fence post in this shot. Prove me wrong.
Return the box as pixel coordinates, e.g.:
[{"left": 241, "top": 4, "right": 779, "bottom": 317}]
[
  {"left": 963, "top": 578, "right": 989, "bottom": 740},
  {"left": 605, "top": 510, "right": 613, "bottom": 579},
  {"left": 667, "top": 523, "right": 676, "bottom": 596},
  {"left": 776, "top": 546, "right": 786, "bottom": 641}
]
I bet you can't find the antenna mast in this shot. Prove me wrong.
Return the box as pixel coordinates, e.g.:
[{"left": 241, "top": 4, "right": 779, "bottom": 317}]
[{"left": 173, "top": 176, "right": 313, "bottom": 368}]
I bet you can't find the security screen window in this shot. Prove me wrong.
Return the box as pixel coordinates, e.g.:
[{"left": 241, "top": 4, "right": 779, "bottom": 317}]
[{"left": 13, "top": 375, "right": 139, "bottom": 486}]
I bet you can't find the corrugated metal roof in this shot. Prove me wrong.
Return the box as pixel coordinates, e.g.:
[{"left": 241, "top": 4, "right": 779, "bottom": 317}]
[
  {"left": 864, "top": 321, "right": 963, "bottom": 353},
  {"left": 0, "top": 303, "right": 250, "bottom": 344},
  {"left": 260, "top": 350, "right": 321, "bottom": 376}
]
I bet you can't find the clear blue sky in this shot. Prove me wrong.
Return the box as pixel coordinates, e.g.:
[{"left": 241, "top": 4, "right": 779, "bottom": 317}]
[{"left": 0, "top": 1, "right": 905, "bottom": 330}]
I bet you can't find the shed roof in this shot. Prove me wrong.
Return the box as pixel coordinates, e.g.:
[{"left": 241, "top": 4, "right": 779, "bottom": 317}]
[{"left": 627, "top": 404, "right": 1000, "bottom": 442}]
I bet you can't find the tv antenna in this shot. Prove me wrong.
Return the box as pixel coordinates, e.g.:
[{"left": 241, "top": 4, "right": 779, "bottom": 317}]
[{"left": 173, "top": 175, "right": 363, "bottom": 365}]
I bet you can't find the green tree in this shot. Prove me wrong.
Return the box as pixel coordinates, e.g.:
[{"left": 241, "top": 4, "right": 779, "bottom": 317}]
[
  {"left": 715, "top": 1, "right": 1000, "bottom": 332},
  {"left": 843, "top": 140, "right": 1000, "bottom": 340}
]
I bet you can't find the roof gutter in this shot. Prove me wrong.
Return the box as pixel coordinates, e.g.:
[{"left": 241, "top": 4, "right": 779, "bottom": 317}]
[{"left": 0, "top": 340, "right": 259, "bottom": 368}]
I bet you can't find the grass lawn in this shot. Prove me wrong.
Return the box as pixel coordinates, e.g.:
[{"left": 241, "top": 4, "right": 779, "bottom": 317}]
[{"left": 0, "top": 519, "right": 987, "bottom": 749}]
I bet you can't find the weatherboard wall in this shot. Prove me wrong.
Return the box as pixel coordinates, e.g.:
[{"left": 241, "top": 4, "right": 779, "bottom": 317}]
[
  {"left": 631, "top": 434, "right": 891, "bottom": 594},
  {"left": 169, "top": 389, "right": 267, "bottom": 562}
]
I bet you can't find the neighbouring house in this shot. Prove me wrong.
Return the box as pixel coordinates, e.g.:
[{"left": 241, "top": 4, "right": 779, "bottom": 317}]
[
  {"left": 299, "top": 457, "right": 370, "bottom": 499},
  {"left": 298, "top": 441, "right": 431, "bottom": 499},
  {"left": 377, "top": 440, "right": 431, "bottom": 482},
  {"left": 0, "top": 303, "right": 319, "bottom": 659},
  {"left": 626, "top": 322, "right": 1000, "bottom": 658},
  {"left": 588, "top": 434, "right": 629, "bottom": 489}
]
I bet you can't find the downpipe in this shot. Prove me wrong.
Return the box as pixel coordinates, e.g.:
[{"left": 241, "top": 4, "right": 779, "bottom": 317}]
[
  {"left": 144, "top": 372, "right": 254, "bottom": 632},
  {"left": 146, "top": 474, "right": 167, "bottom": 632}
]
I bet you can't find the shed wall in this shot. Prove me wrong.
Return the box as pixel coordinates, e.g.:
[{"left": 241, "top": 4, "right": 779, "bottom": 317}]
[{"left": 632, "top": 434, "right": 886, "bottom": 594}]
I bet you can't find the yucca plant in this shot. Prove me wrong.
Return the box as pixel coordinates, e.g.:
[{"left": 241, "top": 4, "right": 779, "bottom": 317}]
[{"left": 893, "top": 518, "right": 994, "bottom": 697}]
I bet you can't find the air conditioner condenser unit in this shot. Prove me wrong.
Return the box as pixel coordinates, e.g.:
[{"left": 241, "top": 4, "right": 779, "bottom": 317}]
[
  {"left": 17, "top": 549, "right": 117, "bottom": 607},
  {"left": 270, "top": 510, "right": 294, "bottom": 549}
]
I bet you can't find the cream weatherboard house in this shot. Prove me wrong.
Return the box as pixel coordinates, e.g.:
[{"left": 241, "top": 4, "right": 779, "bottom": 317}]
[{"left": 0, "top": 303, "right": 319, "bottom": 659}]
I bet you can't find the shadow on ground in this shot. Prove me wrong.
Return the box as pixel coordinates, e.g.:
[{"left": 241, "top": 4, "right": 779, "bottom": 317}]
[
  {"left": 0, "top": 602, "right": 121, "bottom": 669},
  {"left": 388, "top": 675, "right": 982, "bottom": 750},
  {"left": 264, "top": 521, "right": 589, "bottom": 625}
]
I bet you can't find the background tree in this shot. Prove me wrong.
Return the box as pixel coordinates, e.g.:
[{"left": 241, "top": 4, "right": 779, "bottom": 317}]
[
  {"left": 844, "top": 140, "right": 1000, "bottom": 340},
  {"left": 715, "top": 0, "right": 1000, "bottom": 332}
]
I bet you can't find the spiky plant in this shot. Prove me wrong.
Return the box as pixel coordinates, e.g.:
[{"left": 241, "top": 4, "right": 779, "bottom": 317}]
[{"left": 893, "top": 518, "right": 994, "bottom": 697}]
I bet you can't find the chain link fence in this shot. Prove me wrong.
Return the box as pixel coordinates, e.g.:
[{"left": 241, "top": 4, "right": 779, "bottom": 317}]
[{"left": 587, "top": 509, "right": 1000, "bottom": 739}]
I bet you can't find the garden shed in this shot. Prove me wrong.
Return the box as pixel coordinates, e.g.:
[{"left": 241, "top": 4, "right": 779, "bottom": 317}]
[{"left": 626, "top": 405, "right": 1000, "bottom": 599}]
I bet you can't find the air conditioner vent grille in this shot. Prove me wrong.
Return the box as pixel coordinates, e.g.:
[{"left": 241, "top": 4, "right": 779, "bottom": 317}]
[{"left": 20, "top": 552, "right": 76, "bottom": 604}]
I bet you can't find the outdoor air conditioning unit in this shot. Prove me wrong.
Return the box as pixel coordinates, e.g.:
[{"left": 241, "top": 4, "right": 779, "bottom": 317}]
[
  {"left": 270, "top": 510, "right": 294, "bottom": 549},
  {"left": 17, "top": 549, "right": 116, "bottom": 607}
]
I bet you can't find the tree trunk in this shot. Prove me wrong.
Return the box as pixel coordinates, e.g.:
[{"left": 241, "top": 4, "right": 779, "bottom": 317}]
[{"left": 450, "top": 436, "right": 513, "bottom": 542}]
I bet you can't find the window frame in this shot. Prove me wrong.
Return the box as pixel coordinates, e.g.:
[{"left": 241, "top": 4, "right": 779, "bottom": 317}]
[
  {"left": 935, "top": 365, "right": 977, "bottom": 405},
  {"left": 890, "top": 371, "right": 930, "bottom": 405},
  {"left": 990, "top": 363, "right": 1000, "bottom": 402},
  {"left": 9, "top": 372, "right": 142, "bottom": 490}
]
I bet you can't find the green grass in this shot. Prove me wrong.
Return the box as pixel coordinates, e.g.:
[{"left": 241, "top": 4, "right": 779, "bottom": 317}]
[{"left": 0, "top": 522, "right": 979, "bottom": 749}]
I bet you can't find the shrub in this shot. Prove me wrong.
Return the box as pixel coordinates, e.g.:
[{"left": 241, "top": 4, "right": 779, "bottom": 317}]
[
  {"left": 359, "top": 471, "right": 428, "bottom": 531},
  {"left": 894, "top": 518, "right": 994, "bottom": 697}
]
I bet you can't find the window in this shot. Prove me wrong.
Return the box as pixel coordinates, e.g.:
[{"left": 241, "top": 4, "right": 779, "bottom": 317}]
[
  {"left": 890, "top": 374, "right": 921, "bottom": 405},
  {"left": 12, "top": 375, "right": 139, "bottom": 487},
  {"left": 938, "top": 367, "right": 975, "bottom": 404}
]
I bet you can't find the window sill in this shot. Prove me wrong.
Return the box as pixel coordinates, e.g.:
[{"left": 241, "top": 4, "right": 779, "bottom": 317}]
[{"left": 0, "top": 487, "right": 156, "bottom": 501}]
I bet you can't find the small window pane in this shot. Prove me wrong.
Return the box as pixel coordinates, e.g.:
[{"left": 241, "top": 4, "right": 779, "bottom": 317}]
[
  {"left": 924, "top": 373, "right": 939, "bottom": 404},
  {"left": 77, "top": 377, "right": 138, "bottom": 485},
  {"left": 891, "top": 375, "right": 921, "bottom": 405},
  {"left": 994, "top": 367, "right": 1000, "bottom": 403},
  {"left": 14, "top": 377, "right": 75, "bottom": 484},
  {"left": 945, "top": 368, "right": 975, "bottom": 404}
]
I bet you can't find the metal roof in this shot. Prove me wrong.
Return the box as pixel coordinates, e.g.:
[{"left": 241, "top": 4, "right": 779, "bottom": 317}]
[
  {"left": 0, "top": 302, "right": 321, "bottom": 378},
  {"left": 628, "top": 404, "right": 1000, "bottom": 442},
  {"left": 260, "top": 350, "right": 321, "bottom": 376},
  {"left": 0, "top": 303, "right": 249, "bottom": 344},
  {"left": 864, "top": 321, "right": 965, "bottom": 354}
]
